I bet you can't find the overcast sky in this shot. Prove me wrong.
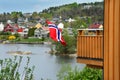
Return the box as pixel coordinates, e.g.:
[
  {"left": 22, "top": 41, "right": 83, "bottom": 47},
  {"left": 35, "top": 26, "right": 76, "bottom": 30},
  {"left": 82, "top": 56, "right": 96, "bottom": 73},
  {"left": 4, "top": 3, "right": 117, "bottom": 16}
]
[{"left": 0, "top": 0, "right": 103, "bottom": 13}]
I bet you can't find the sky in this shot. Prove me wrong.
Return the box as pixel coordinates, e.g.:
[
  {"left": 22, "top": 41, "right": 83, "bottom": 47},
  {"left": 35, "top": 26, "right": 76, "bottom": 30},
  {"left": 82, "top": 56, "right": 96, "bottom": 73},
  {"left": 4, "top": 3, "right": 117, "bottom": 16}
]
[{"left": 0, "top": 0, "right": 103, "bottom": 13}]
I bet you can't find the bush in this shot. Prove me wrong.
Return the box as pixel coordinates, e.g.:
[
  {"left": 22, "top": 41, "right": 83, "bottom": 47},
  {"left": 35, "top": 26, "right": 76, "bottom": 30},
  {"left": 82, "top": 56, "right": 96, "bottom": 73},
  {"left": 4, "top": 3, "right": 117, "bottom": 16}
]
[
  {"left": 57, "top": 64, "right": 102, "bottom": 80},
  {"left": 53, "top": 30, "right": 76, "bottom": 54},
  {"left": 2, "top": 32, "right": 12, "bottom": 35},
  {"left": 28, "top": 28, "right": 36, "bottom": 37},
  {"left": 8, "top": 35, "right": 16, "bottom": 40},
  {"left": 0, "top": 56, "right": 35, "bottom": 80},
  {"left": 0, "top": 35, "right": 9, "bottom": 40},
  {"left": 14, "top": 33, "right": 20, "bottom": 38}
]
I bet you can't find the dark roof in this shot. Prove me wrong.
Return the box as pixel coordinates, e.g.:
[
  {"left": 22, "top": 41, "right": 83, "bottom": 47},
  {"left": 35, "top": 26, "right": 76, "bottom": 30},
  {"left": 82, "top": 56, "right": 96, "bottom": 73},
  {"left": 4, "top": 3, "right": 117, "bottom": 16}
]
[{"left": 88, "top": 23, "right": 101, "bottom": 29}]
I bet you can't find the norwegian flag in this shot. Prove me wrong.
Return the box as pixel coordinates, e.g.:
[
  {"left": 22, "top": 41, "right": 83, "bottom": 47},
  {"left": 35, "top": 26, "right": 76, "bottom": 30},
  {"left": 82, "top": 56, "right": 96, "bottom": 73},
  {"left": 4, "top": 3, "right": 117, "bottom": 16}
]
[{"left": 46, "top": 20, "right": 66, "bottom": 46}]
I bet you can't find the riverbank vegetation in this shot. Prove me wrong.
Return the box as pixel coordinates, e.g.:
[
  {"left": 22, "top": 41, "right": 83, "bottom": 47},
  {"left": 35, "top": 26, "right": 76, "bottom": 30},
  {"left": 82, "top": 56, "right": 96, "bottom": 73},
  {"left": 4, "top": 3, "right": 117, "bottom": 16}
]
[
  {"left": 0, "top": 56, "right": 35, "bottom": 80},
  {"left": 16, "top": 38, "right": 43, "bottom": 43},
  {"left": 0, "top": 56, "right": 102, "bottom": 80},
  {"left": 0, "top": 31, "right": 44, "bottom": 44},
  {"left": 57, "top": 64, "right": 102, "bottom": 80},
  {"left": 51, "top": 30, "right": 76, "bottom": 55}
]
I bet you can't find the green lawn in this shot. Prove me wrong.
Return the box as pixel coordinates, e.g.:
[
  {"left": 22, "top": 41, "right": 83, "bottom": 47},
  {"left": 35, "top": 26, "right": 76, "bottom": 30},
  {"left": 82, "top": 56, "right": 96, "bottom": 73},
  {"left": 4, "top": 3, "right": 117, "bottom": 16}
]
[{"left": 17, "top": 38, "right": 44, "bottom": 43}]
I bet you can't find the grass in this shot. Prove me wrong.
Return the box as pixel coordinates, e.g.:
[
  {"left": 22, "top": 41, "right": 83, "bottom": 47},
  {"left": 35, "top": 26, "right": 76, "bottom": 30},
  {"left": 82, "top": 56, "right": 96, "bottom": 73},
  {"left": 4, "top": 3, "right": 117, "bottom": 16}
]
[{"left": 16, "top": 38, "right": 44, "bottom": 43}]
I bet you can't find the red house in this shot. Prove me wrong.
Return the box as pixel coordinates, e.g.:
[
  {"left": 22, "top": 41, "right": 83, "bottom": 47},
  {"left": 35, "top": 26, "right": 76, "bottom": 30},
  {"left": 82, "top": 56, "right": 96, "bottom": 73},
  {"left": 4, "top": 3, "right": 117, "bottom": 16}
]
[
  {"left": 4, "top": 24, "right": 23, "bottom": 33},
  {"left": 4, "top": 24, "right": 14, "bottom": 32}
]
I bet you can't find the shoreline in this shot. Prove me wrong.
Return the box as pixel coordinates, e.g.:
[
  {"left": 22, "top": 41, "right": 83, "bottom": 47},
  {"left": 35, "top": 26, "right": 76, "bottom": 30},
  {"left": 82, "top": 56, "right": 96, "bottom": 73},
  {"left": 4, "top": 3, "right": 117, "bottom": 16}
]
[{"left": 1, "top": 40, "right": 52, "bottom": 44}]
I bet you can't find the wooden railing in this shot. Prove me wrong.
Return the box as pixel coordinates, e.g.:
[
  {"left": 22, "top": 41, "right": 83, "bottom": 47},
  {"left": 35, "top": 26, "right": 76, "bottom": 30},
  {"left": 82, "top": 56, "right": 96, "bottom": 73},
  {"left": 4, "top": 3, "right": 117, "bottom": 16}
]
[{"left": 77, "top": 29, "right": 103, "bottom": 67}]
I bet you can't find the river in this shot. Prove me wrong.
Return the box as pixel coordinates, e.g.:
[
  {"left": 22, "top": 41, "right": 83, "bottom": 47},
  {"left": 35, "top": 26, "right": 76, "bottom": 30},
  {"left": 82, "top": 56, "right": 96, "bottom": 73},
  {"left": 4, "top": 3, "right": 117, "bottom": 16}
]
[{"left": 0, "top": 44, "right": 85, "bottom": 80}]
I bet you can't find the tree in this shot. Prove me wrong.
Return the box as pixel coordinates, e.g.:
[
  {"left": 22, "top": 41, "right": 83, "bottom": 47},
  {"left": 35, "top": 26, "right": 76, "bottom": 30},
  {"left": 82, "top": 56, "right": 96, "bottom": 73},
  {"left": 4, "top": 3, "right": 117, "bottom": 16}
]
[
  {"left": 11, "top": 11, "right": 23, "bottom": 23},
  {"left": 31, "top": 12, "right": 40, "bottom": 20},
  {"left": 54, "top": 29, "right": 76, "bottom": 54},
  {"left": 28, "top": 28, "right": 36, "bottom": 37}
]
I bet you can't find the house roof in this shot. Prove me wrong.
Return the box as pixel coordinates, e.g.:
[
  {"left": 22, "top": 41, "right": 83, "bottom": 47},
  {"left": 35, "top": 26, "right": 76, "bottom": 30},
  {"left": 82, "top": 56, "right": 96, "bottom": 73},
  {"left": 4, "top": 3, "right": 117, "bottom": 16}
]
[
  {"left": 41, "top": 27, "right": 49, "bottom": 31},
  {"left": 35, "top": 23, "right": 42, "bottom": 29},
  {"left": 88, "top": 23, "right": 103, "bottom": 29}
]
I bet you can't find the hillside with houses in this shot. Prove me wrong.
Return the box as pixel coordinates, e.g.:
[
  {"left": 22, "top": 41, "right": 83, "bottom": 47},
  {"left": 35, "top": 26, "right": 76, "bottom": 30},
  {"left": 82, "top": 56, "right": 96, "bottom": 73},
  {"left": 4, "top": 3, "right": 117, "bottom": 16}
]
[{"left": 0, "top": 1, "right": 103, "bottom": 44}]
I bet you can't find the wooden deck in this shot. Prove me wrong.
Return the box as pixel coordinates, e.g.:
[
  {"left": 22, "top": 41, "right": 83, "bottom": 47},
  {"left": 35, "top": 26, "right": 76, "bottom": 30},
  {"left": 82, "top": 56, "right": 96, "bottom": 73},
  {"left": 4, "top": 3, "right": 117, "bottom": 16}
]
[{"left": 77, "top": 29, "right": 103, "bottom": 67}]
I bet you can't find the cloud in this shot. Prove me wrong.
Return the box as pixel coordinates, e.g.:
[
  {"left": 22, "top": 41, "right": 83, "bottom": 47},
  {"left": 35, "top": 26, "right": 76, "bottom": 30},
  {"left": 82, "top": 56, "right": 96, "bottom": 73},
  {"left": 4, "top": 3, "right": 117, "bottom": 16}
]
[{"left": 33, "top": 5, "right": 42, "bottom": 12}]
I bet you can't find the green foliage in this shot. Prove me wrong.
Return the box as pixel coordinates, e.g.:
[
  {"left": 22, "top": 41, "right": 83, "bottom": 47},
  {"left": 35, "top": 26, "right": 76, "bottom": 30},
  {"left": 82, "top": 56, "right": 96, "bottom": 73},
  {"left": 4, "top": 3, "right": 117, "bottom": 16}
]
[
  {"left": 11, "top": 11, "right": 23, "bottom": 23},
  {"left": 57, "top": 64, "right": 102, "bottom": 80},
  {"left": 28, "top": 28, "right": 36, "bottom": 37},
  {"left": 0, "top": 32, "right": 12, "bottom": 40},
  {"left": 18, "top": 38, "right": 43, "bottom": 43},
  {"left": 78, "top": 67, "right": 102, "bottom": 80},
  {"left": 14, "top": 33, "right": 20, "bottom": 38},
  {"left": 0, "top": 56, "right": 35, "bottom": 80},
  {"left": 1, "top": 31, "right": 12, "bottom": 35},
  {"left": 54, "top": 30, "right": 76, "bottom": 54},
  {"left": 0, "top": 35, "right": 9, "bottom": 40},
  {"left": 72, "top": 18, "right": 92, "bottom": 29},
  {"left": 39, "top": 13, "right": 52, "bottom": 19},
  {"left": 41, "top": 2, "right": 103, "bottom": 22},
  {"left": 57, "top": 64, "right": 73, "bottom": 80}
]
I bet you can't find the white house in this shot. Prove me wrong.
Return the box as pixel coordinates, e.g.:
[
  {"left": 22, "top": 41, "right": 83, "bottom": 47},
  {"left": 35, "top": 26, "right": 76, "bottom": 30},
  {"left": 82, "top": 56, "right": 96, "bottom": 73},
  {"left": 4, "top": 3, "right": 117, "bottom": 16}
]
[
  {"left": 34, "top": 28, "right": 49, "bottom": 39},
  {"left": 0, "top": 22, "right": 4, "bottom": 31},
  {"left": 20, "top": 28, "right": 29, "bottom": 38},
  {"left": 34, "top": 29, "right": 42, "bottom": 38}
]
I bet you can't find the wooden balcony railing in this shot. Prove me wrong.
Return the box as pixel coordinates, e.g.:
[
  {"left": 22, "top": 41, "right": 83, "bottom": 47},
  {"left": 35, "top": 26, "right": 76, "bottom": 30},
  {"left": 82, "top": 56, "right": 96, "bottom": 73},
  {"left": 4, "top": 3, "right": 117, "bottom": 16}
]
[{"left": 77, "top": 29, "right": 103, "bottom": 67}]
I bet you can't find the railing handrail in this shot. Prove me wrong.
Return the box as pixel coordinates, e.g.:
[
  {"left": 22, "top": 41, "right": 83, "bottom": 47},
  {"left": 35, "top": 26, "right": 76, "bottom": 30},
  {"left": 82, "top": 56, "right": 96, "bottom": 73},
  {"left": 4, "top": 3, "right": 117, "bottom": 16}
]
[
  {"left": 77, "top": 28, "right": 103, "bottom": 31},
  {"left": 78, "top": 35, "right": 103, "bottom": 37}
]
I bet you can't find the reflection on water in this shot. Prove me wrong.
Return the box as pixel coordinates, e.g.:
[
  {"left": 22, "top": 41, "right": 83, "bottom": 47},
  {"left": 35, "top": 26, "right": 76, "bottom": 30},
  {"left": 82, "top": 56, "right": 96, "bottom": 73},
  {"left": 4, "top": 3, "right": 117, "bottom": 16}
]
[
  {"left": 55, "top": 55, "right": 75, "bottom": 64},
  {"left": 0, "top": 44, "right": 85, "bottom": 80}
]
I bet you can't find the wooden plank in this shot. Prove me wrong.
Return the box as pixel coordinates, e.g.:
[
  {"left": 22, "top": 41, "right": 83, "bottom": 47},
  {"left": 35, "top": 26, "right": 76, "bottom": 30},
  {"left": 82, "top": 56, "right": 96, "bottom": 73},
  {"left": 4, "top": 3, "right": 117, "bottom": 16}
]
[
  {"left": 104, "top": 0, "right": 109, "bottom": 79},
  {"left": 95, "top": 36, "right": 98, "bottom": 58},
  {"left": 114, "top": 0, "right": 120, "bottom": 79},
  {"left": 84, "top": 36, "right": 87, "bottom": 57},
  {"left": 83, "top": 36, "right": 85, "bottom": 57},
  {"left": 77, "top": 36, "right": 79, "bottom": 56},
  {"left": 77, "top": 58, "right": 103, "bottom": 67},
  {"left": 79, "top": 36, "right": 82, "bottom": 57},
  {"left": 119, "top": 0, "right": 120, "bottom": 77},
  {"left": 104, "top": 0, "right": 120, "bottom": 80},
  {"left": 96, "top": 36, "right": 100, "bottom": 58},
  {"left": 81, "top": 36, "right": 83, "bottom": 57},
  {"left": 86, "top": 37, "right": 90, "bottom": 58},
  {"left": 98, "top": 36, "right": 101, "bottom": 59},
  {"left": 100, "top": 36, "right": 103, "bottom": 59},
  {"left": 87, "top": 64, "right": 103, "bottom": 69},
  {"left": 108, "top": 0, "right": 114, "bottom": 79},
  {"left": 87, "top": 36, "right": 90, "bottom": 58},
  {"left": 92, "top": 37, "right": 94, "bottom": 58},
  {"left": 89, "top": 36, "right": 92, "bottom": 58},
  {"left": 92, "top": 36, "right": 95, "bottom": 58}
]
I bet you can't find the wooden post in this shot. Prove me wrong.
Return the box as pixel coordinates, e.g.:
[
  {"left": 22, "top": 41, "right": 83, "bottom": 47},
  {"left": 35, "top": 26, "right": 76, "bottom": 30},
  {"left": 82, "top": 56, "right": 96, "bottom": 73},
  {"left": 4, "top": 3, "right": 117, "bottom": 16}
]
[{"left": 104, "top": 0, "right": 120, "bottom": 80}]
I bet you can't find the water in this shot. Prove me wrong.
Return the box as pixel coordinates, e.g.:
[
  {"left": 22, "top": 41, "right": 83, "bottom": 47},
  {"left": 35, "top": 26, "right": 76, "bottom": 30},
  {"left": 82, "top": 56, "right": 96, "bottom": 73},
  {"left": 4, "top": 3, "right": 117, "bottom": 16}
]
[{"left": 0, "top": 44, "right": 85, "bottom": 80}]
